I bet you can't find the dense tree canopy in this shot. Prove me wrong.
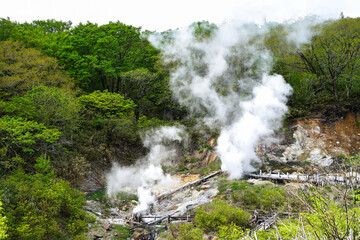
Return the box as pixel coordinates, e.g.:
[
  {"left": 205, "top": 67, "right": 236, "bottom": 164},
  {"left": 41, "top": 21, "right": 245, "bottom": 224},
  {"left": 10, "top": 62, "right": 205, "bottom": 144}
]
[
  {"left": 3, "top": 86, "right": 81, "bottom": 134},
  {"left": 42, "top": 21, "right": 159, "bottom": 92},
  {"left": 0, "top": 116, "right": 61, "bottom": 172},
  {"left": 266, "top": 17, "right": 360, "bottom": 112}
]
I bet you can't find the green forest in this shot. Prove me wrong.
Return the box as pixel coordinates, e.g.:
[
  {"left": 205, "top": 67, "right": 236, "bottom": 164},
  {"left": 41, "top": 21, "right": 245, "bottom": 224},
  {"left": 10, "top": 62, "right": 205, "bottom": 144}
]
[{"left": 0, "top": 16, "right": 360, "bottom": 239}]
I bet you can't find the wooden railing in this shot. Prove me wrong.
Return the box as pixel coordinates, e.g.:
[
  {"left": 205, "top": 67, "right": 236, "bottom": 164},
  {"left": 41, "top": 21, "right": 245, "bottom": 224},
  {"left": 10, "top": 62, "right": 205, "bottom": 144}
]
[{"left": 245, "top": 170, "right": 360, "bottom": 187}]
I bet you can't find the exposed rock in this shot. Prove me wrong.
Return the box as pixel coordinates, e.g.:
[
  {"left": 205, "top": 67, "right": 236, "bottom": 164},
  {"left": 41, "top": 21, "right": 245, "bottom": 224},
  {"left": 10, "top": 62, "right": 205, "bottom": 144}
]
[
  {"left": 132, "top": 228, "right": 149, "bottom": 240},
  {"left": 247, "top": 179, "right": 274, "bottom": 185},
  {"left": 207, "top": 136, "right": 217, "bottom": 147},
  {"left": 267, "top": 153, "right": 285, "bottom": 162},
  {"left": 285, "top": 182, "right": 306, "bottom": 192},
  {"left": 201, "top": 151, "right": 218, "bottom": 165},
  {"left": 109, "top": 207, "right": 120, "bottom": 217},
  {"left": 202, "top": 234, "right": 218, "bottom": 240},
  {"left": 85, "top": 200, "right": 103, "bottom": 215},
  {"left": 260, "top": 113, "right": 360, "bottom": 168},
  {"left": 191, "top": 151, "right": 208, "bottom": 162},
  {"left": 307, "top": 148, "right": 333, "bottom": 167},
  {"left": 200, "top": 182, "right": 212, "bottom": 189},
  {"left": 281, "top": 122, "right": 333, "bottom": 166},
  {"left": 102, "top": 221, "right": 112, "bottom": 231}
]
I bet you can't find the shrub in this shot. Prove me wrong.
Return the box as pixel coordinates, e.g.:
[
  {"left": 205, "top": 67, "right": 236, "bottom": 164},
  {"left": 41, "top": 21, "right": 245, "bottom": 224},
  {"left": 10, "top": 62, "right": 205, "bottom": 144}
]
[
  {"left": 162, "top": 223, "right": 204, "bottom": 240},
  {"left": 178, "top": 224, "right": 203, "bottom": 240},
  {"left": 233, "top": 184, "right": 286, "bottom": 211},
  {"left": 194, "top": 199, "right": 250, "bottom": 232},
  {"left": 217, "top": 223, "right": 246, "bottom": 240},
  {"left": 0, "top": 156, "right": 92, "bottom": 239},
  {"left": 256, "top": 193, "right": 360, "bottom": 239},
  {"left": 218, "top": 179, "right": 289, "bottom": 211}
]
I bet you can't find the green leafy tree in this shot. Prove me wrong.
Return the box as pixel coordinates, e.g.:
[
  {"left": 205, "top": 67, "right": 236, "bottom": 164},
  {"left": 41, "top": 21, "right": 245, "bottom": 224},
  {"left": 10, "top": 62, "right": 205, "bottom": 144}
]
[
  {"left": 267, "top": 17, "right": 360, "bottom": 113},
  {"left": 298, "top": 18, "right": 360, "bottom": 100},
  {"left": 0, "top": 18, "right": 71, "bottom": 51},
  {"left": 3, "top": 86, "right": 81, "bottom": 134},
  {"left": 0, "top": 17, "right": 15, "bottom": 41},
  {"left": 0, "top": 40, "right": 75, "bottom": 98},
  {"left": 47, "top": 21, "right": 158, "bottom": 92},
  {"left": 0, "top": 116, "right": 61, "bottom": 171},
  {"left": 0, "top": 156, "right": 91, "bottom": 239},
  {"left": 74, "top": 90, "right": 141, "bottom": 169},
  {"left": 0, "top": 86, "right": 87, "bottom": 182},
  {"left": 32, "top": 19, "right": 72, "bottom": 33},
  {"left": 79, "top": 90, "right": 136, "bottom": 119},
  {"left": 78, "top": 90, "right": 137, "bottom": 142},
  {"left": 120, "top": 68, "right": 172, "bottom": 119},
  {"left": 0, "top": 201, "right": 7, "bottom": 240},
  {"left": 190, "top": 21, "right": 218, "bottom": 40},
  {"left": 0, "top": 19, "right": 177, "bottom": 120}
]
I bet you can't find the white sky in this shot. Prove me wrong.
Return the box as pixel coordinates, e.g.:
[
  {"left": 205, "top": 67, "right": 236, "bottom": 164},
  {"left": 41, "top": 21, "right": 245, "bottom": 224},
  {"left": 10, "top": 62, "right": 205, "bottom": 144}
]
[{"left": 1, "top": 0, "right": 360, "bottom": 31}]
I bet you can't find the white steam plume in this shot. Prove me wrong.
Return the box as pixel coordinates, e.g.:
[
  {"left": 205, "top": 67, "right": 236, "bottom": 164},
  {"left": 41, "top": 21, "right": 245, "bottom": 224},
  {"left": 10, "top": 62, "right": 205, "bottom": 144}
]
[
  {"left": 283, "top": 16, "right": 323, "bottom": 47},
  {"left": 106, "top": 126, "right": 187, "bottom": 213},
  {"left": 150, "top": 21, "right": 293, "bottom": 178},
  {"left": 217, "top": 74, "right": 291, "bottom": 178}
]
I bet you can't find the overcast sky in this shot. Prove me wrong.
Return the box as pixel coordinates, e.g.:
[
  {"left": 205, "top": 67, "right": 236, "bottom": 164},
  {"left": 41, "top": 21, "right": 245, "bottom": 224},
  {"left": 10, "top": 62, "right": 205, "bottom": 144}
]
[{"left": 1, "top": 0, "right": 360, "bottom": 31}]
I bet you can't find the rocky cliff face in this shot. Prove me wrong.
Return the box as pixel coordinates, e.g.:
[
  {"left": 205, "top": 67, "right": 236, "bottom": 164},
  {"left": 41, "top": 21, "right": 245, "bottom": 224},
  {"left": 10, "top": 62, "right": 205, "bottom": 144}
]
[{"left": 260, "top": 113, "right": 360, "bottom": 168}]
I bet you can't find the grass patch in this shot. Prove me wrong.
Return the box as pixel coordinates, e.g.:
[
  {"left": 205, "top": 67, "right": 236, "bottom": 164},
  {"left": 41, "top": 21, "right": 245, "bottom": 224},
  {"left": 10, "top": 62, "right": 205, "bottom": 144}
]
[
  {"left": 116, "top": 191, "right": 138, "bottom": 202},
  {"left": 217, "top": 178, "right": 305, "bottom": 212},
  {"left": 190, "top": 159, "right": 221, "bottom": 176},
  {"left": 217, "top": 179, "right": 248, "bottom": 194},
  {"left": 113, "top": 225, "right": 131, "bottom": 239},
  {"left": 86, "top": 189, "right": 106, "bottom": 202},
  {"left": 230, "top": 184, "right": 241, "bottom": 191},
  {"left": 87, "top": 189, "right": 138, "bottom": 213},
  {"left": 184, "top": 157, "right": 199, "bottom": 164},
  {"left": 87, "top": 190, "right": 137, "bottom": 203}
]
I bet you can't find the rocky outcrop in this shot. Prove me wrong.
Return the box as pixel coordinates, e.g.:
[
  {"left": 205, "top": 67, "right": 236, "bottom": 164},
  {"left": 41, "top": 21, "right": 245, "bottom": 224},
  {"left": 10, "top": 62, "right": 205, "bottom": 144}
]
[
  {"left": 186, "top": 136, "right": 219, "bottom": 167},
  {"left": 281, "top": 121, "right": 333, "bottom": 167},
  {"left": 271, "top": 113, "right": 360, "bottom": 167}
]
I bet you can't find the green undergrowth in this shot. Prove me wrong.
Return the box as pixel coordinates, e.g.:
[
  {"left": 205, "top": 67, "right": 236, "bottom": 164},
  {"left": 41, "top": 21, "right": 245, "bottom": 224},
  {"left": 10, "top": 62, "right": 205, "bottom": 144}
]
[
  {"left": 256, "top": 189, "right": 360, "bottom": 239},
  {"left": 189, "top": 160, "right": 221, "bottom": 175},
  {"left": 160, "top": 176, "right": 360, "bottom": 239},
  {"left": 112, "top": 225, "right": 131, "bottom": 239},
  {"left": 86, "top": 189, "right": 138, "bottom": 214},
  {"left": 217, "top": 178, "right": 303, "bottom": 213},
  {"left": 163, "top": 158, "right": 221, "bottom": 176},
  {"left": 158, "top": 199, "right": 250, "bottom": 240},
  {"left": 86, "top": 189, "right": 107, "bottom": 202},
  {"left": 84, "top": 222, "right": 131, "bottom": 240},
  {"left": 0, "top": 157, "right": 94, "bottom": 239},
  {"left": 87, "top": 190, "right": 137, "bottom": 203}
]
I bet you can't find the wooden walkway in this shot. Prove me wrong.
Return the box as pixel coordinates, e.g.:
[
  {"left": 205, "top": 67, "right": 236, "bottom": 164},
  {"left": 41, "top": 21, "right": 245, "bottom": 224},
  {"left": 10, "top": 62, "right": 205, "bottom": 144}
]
[
  {"left": 139, "top": 213, "right": 195, "bottom": 225},
  {"left": 245, "top": 170, "right": 360, "bottom": 187}
]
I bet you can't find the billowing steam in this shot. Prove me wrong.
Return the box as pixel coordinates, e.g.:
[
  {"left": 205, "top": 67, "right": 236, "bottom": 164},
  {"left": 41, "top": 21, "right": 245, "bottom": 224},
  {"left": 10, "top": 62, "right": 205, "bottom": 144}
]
[
  {"left": 106, "top": 18, "right": 319, "bottom": 212},
  {"left": 106, "top": 126, "right": 187, "bottom": 213},
  {"left": 149, "top": 21, "right": 293, "bottom": 179},
  {"left": 284, "top": 16, "right": 323, "bottom": 47},
  {"left": 217, "top": 74, "right": 292, "bottom": 178}
]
